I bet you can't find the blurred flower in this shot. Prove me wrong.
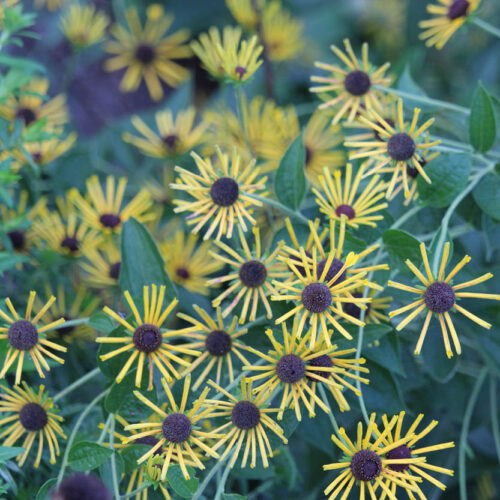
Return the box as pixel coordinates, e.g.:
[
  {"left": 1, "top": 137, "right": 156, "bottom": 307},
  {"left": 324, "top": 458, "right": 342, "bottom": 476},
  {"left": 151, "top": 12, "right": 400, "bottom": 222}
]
[
  {"left": 98, "top": 285, "right": 198, "bottom": 389},
  {"left": 209, "top": 226, "right": 285, "bottom": 323},
  {"left": 171, "top": 147, "right": 267, "bottom": 240},
  {"left": 310, "top": 39, "right": 391, "bottom": 125},
  {"left": 160, "top": 230, "right": 223, "bottom": 295},
  {"left": 175, "top": 305, "right": 251, "bottom": 389},
  {"left": 80, "top": 241, "right": 121, "bottom": 289},
  {"left": 323, "top": 413, "right": 425, "bottom": 499},
  {"left": 123, "top": 107, "right": 206, "bottom": 159},
  {"left": 0, "top": 291, "right": 66, "bottom": 385},
  {"left": 37, "top": 284, "right": 99, "bottom": 343},
  {"left": 303, "top": 111, "right": 345, "bottom": 186},
  {"left": 0, "top": 383, "right": 65, "bottom": 467},
  {"left": 388, "top": 241, "right": 500, "bottom": 357},
  {"left": 346, "top": 100, "right": 441, "bottom": 200},
  {"left": 343, "top": 287, "right": 392, "bottom": 325},
  {"left": 191, "top": 26, "right": 262, "bottom": 83},
  {"left": 0, "top": 77, "right": 68, "bottom": 131},
  {"left": 60, "top": 3, "right": 109, "bottom": 48},
  {"left": 34, "top": 0, "right": 67, "bottom": 11},
  {"left": 313, "top": 163, "right": 388, "bottom": 228},
  {"left": 203, "top": 377, "right": 287, "bottom": 468},
  {"left": 226, "top": 0, "right": 262, "bottom": 30},
  {"left": 52, "top": 474, "right": 111, "bottom": 500},
  {"left": 143, "top": 166, "right": 174, "bottom": 205},
  {"left": 124, "top": 375, "right": 222, "bottom": 480},
  {"left": 70, "top": 175, "right": 153, "bottom": 235},
  {"left": 203, "top": 96, "right": 299, "bottom": 174},
  {"left": 104, "top": 5, "right": 191, "bottom": 101},
  {"left": 376, "top": 411, "right": 455, "bottom": 497},
  {"left": 419, "top": 0, "right": 481, "bottom": 49}
]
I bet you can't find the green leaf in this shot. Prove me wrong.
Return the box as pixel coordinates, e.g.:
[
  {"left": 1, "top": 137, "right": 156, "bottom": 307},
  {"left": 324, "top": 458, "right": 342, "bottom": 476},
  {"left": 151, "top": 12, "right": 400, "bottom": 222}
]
[
  {"left": 166, "top": 465, "right": 199, "bottom": 498},
  {"left": 35, "top": 478, "right": 57, "bottom": 500},
  {"left": 417, "top": 153, "right": 471, "bottom": 208},
  {"left": 120, "top": 218, "right": 176, "bottom": 301},
  {"left": 472, "top": 171, "right": 500, "bottom": 221},
  {"left": 120, "top": 444, "right": 151, "bottom": 473},
  {"left": 421, "top": 321, "right": 458, "bottom": 382},
  {"left": 274, "top": 132, "right": 306, "bottom": 209},
  {"left": 68, "top": 442, "right": 113, "bottom": 471},
  {"left": 469, "top": 83, "right": 497, "bottom": 153},
  {"left": 363, "top": 363, "right": 404, "bottom": 413},
  {"left": 0, "top": 446, "right": 23, "bottom": 463},
  {"left": 88, "top": 312, "right": 115, "bottom": 334},
  {"left": 0, "top": 53, "right": 45, "bottom": 73},
  {"left": 382, "top": 229, "right": 421, "bottom": 272}
]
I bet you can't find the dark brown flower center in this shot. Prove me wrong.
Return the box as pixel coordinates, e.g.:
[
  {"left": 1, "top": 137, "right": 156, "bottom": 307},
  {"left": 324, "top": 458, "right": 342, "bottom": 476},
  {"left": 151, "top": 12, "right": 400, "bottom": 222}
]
[
  {"left": 19, "top": 402, "right": 48, "bottom": 431},
  {"left": 343, "top": 292, "right": 370, "bottom": 319},
  {"left": 162, "top": 413, "right": 192, "bottom": 443},
  {"left": 276, "top": 354, "right": 305, "bottom": 383},
  {"left": 163, "top": 134, "right": 178, "bottom": 149},
  {"left": 205, "top": 330, "right": 232, "bottom": 356},
  {"left": 386, "top": 445, "right": 412, "bottom": 472},
  {"left": 317, "top": 258, "right": 346, "bottom": 285},
  {"left": 135, "top": 435, "right": 163, "bottom": 455},
  {"left": 447, "top": 0, "right": 470, "bottom": 19},
  {"left": 133, "top": 324, "right": 163, "bottom": 353},
  {"left": 239, "top": 260, "right": 267, "bottom": 288},
  {"left": 344, "top": 70, "right": 371, "bottom": 96},
  {"left": 210, "top": 177, "right": 239, "bottom": 206},
  {"left": 135, "top": 43, "right": 156, "bottom": 64},
  {"left": 61, "top": 236, "right": 79, "bottom": 253},
  {"left": 406, "top": 159, "right": 426, "bottom": 179},
  {"left": 302, "top": 283, "right": 332, "bottom": 313},
  {"left": 335, "top": 204, "right": 355, "bottom": 219},
  {"left": 99, "top": 213, "right": 121, "bottom": 229},
  {"left": 231, "top": 401, "right": 260, "bottom": 429},
  {"left": 8, "top": 230, "right": 26, "bottom": 251},
  {"left": 8, "top": 320, "right": 38, "bottom": 350},
  {"left": 306, "top": 354, "right": 333, "bottom": 381},
  {"left": 175, "top": 267, "right": 190, "bottom": 280},
  {"left": 235, "top": 66, "right": 247, "bottom": 79},
  {"left": 350, "top": 449, "right": 382, "bottom": 481},
  {"left": 424, "top": 281, "right": 455, "bottom": 313},
  {"left": 109, "top": 262, "right": 121, "bottom": 280},
  {"left": 387, "top": 133, "right": 416, "bottom": 162},
  {"left": 15, "top": 107, "right": 37, "bottom": 126}
]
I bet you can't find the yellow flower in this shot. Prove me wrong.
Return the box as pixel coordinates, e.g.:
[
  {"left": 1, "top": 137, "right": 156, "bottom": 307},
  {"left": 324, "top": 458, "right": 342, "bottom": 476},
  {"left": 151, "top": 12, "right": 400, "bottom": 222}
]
[
  {"left": 244, "top": 321, "right": 368, "bottom": 420},
  {"left": 160, "top": 230, "right": 223, "bottom": 295},
  {"left": 0, "top": 77, "right": 68, "bottom": 131},
  {"left": 208, "top": 226, "right": 285, "bottom": 323},
  {"left": 343, "top": 287, "right": 392, "bottom": 326},
  {"left": 323, "top": 413, "right": 426, "bottom": 500},
  {"left": 171, "top": 147, "right": 268, "bottom": 240},
  {"left": 97, "top": 285, "right": 199, "bottom": 389},
  {"left": 104, "top": 5, "right": 191, "bottom": 101},
  {"left": 175, "top": 305, "right": 251, "bottom": 390},
  {"left": 310, "top": 39, "right": 391, "bottom": 125},
  {"left": 69, "top": 175, "right": 153, "bottom": 234},
  {"left": 303, "top": 111, "right": 345, "bottom": 186},
  {"left": 0, "top": 383, "right": 65, "bottom": 467},
  {"left": 80, "top": 241, "right": 121, "bottom": 289},
  {"left": 225, "top": 0, "right": 262, "bottom": 30},
  {"left": 0, "top": 291, "right": 67, "bottom": 385},
  {"left": 202, "top": 377, "right": 287, "bottom": 468},
  {"left": 124, "top": 375, "right": 223, "bottom": 480},
  {"left": 191, "top": 26, "right": 262, "bottom": 83},
  {"left": 34, "top": 0, "right": 67, "bottom": 11},
  {"left": 60, "top": 2, "right": 109, "bottom": 48},
  {"left": 388, "top": 242, "right": 500, "bottom": 357},
  {"left": 345, "top": 99, "right": 441, "bottom": 200},
  {"left": 313, "top": 163, "right": 388, "bottom": 228},
  {"left": 123, "top": 107, "right": 206, "bottom": 159},
  {"left": 419, "top": 0, "right": 481, "bottom": 49},
  {"left": 375, "top": 411, "right": 455, "bottom": 498}
]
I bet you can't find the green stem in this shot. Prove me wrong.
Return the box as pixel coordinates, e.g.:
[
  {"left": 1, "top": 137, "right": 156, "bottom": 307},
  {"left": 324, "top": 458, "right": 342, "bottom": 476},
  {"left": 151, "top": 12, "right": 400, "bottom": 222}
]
[
  {"left": 52, "top": 367, "right": 101, "bottom": 403},
  {"left": 234, "top": 85, "right": 253, "bottom": 155},
  {"left": 52, "top": 317, "right": 90, "bottom": 330},
  {"left": 98, "top": 414, "right": 113, "bottom": 445},
  {"left": 490, "top": 376, "right": 500, "bottom": 469},
  {"left": 191, "top": 459, "right": 225, "bottom": 500},
  {"left": 56, "top": 389, "right": 110, "bottom": 485},
  {"left": 317, "top": 384, "right": 342, "bottom": 435},
  {"left": 459, "top": 367, "right": 487, "bottom": 500},
  {"left": 473, "top": 18, "right": 500, "bottom": 39},
  {"left": 109, "top": 416, "right": 121, "bottom": 500},
  {"left": 214, "top": 454, "right": 234, "bottom": 500},
  {"left": 431, "top": 162, "right": 495, "bottom": 275},
  {"left": 122, "top": 484, "right": 149, "bottom": 498},
  {"left": 246, "top": 193, "right": 309, "bottom": 225}
]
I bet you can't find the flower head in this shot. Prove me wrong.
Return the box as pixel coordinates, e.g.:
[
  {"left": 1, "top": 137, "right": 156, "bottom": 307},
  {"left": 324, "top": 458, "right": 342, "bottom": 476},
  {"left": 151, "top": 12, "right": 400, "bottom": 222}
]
[
  {"left": 124, "top": 375, "right": 223, "bottom": 480},
  {"left": 52, "top": 473, "right": 112, "bottom": 500},
  {"left": 80, "top": 241, "right": 122, "bottom": 289},
  {"left": 345, "top": 99, "right": 441, "bottom": 200},
  {"left": 97, "top": 285, "right": 199, "bottom": 389},
  {"left": 60, "top": 3, "right": 109, "bottom": 48},
  {"left": 34, "top": 0, "right": 66, "bottom": 11},
  {"left": 0, "top": 292, "right": 67, "bottom": 384},
  {"left": 225, "top": 0, "right": 262, "bottom": 30},
  {"left": 171, "top": 147, "right": 267, "bottom": 240},
  {"left": 310, "top": 39, "right": 391, "bottom": 125},
  {"left": 0, "top": 383, "right": 65, "bottom": 467},
  {"left": 313, "top": 163, "right": 388, "bottom": 228},
  {"left": 104, "top": 5, "right": 191, "bottom": 101},
  {"left": 419, "top": 0, "right": 481, "bottom": 49},
  {"left": 208, "top": 226, "right": 285, "bottom": 323},
  {"left": 388, "top": 242, "right": 500, "bottom": 357},
  {"left": 70, "top": 175, "right": 153, "bottom": 234},
  {"left": 175, "top": 305, "right": 251, "bottom": 390},
  {"left": 202, "top": 377, "right": 287, "bottom": 468},
  {"left": 123, "top": 107, "right": 206, "bottom": 159},
  {"left": 191, "top": 26, "right": 263, "bottom": 83}
]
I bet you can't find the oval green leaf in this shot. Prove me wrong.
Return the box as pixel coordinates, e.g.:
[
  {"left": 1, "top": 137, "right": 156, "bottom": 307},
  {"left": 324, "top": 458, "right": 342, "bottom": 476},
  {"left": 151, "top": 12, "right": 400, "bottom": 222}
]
[
  {"left": 469, "top": 83, "right": 497, "bottom": 153},
  {"left": 68, "top": 441, "right": 113, "bottom": 472},
  {"left": 472, "top": 171, "right": 500, "bottom": 221},
  {"left": 167, "top": 464, "right": 199, "bottom": 498}
]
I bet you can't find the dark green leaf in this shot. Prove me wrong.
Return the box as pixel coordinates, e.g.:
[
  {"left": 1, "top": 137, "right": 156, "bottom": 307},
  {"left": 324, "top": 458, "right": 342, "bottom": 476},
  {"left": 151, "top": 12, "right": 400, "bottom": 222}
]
[
  {"left": 166, "top": 465, "right": 199, "bottom": 498},
  {"left": 120, "top": 218, "right": 176, "bottom": 301},
  {"left": 88, "top": 312, "right": 115, "bottom": 334},
  {"left": 0, "top": 446, "right": 24, "bottom": 463},
  {"left": 68, "top": 442, "right": 113, "bottom": 471},
  {"left": 364, "top": 333, "right": 405, "bottom": 376},
  {"left": 363, "top": 363, "right": 404, "bottom": 413},
  {"left": 382, "top": 229, "right": 421, "bottom": 272},
  {"left": 469, "top": 84, "right": 497, "bottom": 153},
  {"left": 35, "top": 478, "right": 57, "bottom": 500},
  {"left": 274, "top": 132, "right": 306, "bottom": 209},
  {"left": 417, "top": 153, "right": 471, "bottom": 208},
  {"left": 120, "top": 444, "right": 151, "bottom": 473},
  {"left": 472, "top": 171, "right": 500, "bottom": 221}
]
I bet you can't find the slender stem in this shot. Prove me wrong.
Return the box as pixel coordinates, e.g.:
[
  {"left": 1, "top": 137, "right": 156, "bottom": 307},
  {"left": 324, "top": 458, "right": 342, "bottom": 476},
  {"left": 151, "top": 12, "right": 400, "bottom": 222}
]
[
  {"left": 191, "top": 459, "right": 225, "bottom": 500},
  {"left": 109, "top": 416, "right": 121, "bottom": 500},
  {"left": 431, "top": 162, "right": 495, "bottom": 275},
  {"left": 56, "top": 389, "right": 110, "bottom": 485},
  {"left": 490, "top": 376, "right": 500, "bottom": 470},
  {"left": 52, "top": 367, "right": 101, "bottom": 403},
  {"left": 122, "top": 484, "right": 149, "bottom": 498},
  {"left": 317, "top": 384, "right": 342, "bottom": 435},
  {"left": 459, "top": 367, "right": 487, "bottom": 500},
  {"left": 52, "top": 317, "right": 89, "bottom": 330},
  {"left": 473, "top": 18, "right": 500, "bottom": 39},
  {"left": 246, "top": 193, "right": 310, "bottom": 225},
  {"left": 378, "top": 86, "right": 470, "bottom": 115},
  {"left": 98, "top": 414, "right": 112, "bottom": 445},
  {"left": 214, "top": 454, "right": 234, "bottom": 500}
]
